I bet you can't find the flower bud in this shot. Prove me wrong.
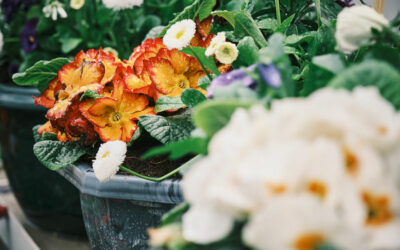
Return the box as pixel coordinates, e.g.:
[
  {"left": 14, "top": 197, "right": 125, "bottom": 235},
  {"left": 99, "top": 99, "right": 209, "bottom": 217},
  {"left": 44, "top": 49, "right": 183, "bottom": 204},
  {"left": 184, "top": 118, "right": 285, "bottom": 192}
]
[{"left": 335, "top": 5, "right": 389, "bottom": 54}]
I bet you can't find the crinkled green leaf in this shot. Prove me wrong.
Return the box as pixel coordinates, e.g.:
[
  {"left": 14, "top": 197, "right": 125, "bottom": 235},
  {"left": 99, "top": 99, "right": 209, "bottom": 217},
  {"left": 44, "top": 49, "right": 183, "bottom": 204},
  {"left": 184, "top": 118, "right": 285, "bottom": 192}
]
[
  {"left": 213, "top": 82, "right": 258, "bottom": 100},
  {"left": 144, "top": 25, "right": 165, "bottom": 40},
  {"left": 154, "top": 96, "right": 185, "bottom": 113},
  {"left": 312, "top": 54, "right": 345, "bottom": 74},
  {"left": 80, "top": 90, "right": 103, "bottom": 101},
  {"left": 127, "top": 125, "right": 142, "bottom": 147},
  {"left": 256, "top": 18, "right": 278, "bottom": 31},
  {"left": 233, "top": 11, "right": 268, "bottom": 48},
  {"left": 32, "top": 125, "right": 42, "bottom": 143},
  {"left": 199, "top": 0, "right": 216, "bottom": 21},
  {"left": 235, "top": 36, "right": 259, "bottom": 66},
  {"left": 13, "top": 58, "right": 70, "bottom": 89},
  {"left": 193, "top": 99, "right": 256, "bottom": 137},
  {"left": 180, "top": 46, "right": 220, "bottom": 75},
  {"left": 140, "top": 111, "right": 195, "bottom": 144},
  {"left": 329, "top": 60, "right": 400, "bottom": 110},
  {"left": 212, "top": 10, "right": 235, "bottom": 27},
  {"left": 181, "top": 89, "right": 206, "bottom": 108},
  {"left": 33, "top": 141, "right": 87, "bottom": 170}
]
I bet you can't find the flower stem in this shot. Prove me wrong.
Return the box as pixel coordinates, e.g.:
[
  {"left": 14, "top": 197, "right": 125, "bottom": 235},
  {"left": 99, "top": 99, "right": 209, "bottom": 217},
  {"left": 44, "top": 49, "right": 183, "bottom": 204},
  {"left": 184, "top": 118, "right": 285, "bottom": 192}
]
[
  {"left": 188, "top": 46, "right": 213, "bottom": 80},
  {"left": 119, "top": 165, "right": 184, "bottom": 182},
  {"left": 315, "top": 0, "right": 322, "bottom": 27},
  {"left": 275, "top": 0, "right": 281, "bottom": 25}
]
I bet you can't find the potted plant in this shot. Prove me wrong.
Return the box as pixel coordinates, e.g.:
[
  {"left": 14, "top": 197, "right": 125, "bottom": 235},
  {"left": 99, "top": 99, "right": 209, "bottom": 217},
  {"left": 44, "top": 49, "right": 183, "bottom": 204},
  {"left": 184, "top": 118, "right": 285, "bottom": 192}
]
[
  {"left": 143, "top": 2, "right": 400, "bottom": 250},
  {"left": 0, "top": 0, "right": 190, "bottom": 234}
]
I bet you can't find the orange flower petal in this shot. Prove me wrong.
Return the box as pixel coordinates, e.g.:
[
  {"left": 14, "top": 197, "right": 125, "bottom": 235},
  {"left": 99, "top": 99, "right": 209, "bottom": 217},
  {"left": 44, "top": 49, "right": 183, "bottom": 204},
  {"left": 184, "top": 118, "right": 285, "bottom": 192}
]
[
  {"left": 119, "top": 93, "right": 149, "bottom": 115},
  {"left": 157, "top": 49, "right": 191, "bottom": 74},
  {"left": 38, "top": 121, "right": 57, "bottom": 135},
  {"left": 145, "top": 58, "right": 180, "bottom": 95},
  {"left": 59, "top": 61, "right": 105, "bottom": 93},
  {"left": 94, "top": 123, "right": 123, "bottom": 142},
  {"left": 34, "top": 78, "right": 65, "bottom": 109},
  {"left": 120, "top": 120, "right": 138, "bottom": 142},
  {"left": 123, "top": 67, "right": 150, "bottom": 93},
  {"left": 88, "top": 97, "right": 117, "bottom": 117}
]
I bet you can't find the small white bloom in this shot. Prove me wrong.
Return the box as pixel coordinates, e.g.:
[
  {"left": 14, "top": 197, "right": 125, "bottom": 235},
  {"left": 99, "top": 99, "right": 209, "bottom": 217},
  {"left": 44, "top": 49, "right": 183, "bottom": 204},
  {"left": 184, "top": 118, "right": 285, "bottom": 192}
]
[
  {"left": 148, "top": 223, "right": 183, "bottom": 247},
  {"left": 103, "top": 47, "right": 119, "bottom": 57},
  {"left": 205, "top": 32, "right": 226, "bottom": 56},
  {"left": 93, "top": 140, "right": 127, "bottom": 182},
  {"left": 215, "top": 41, "right": 238, "bottom": 64},
  {"left": 70, "top": 0, "right": 85, "bottom": 10},
  {"left": 102, "top": 0, "right": 143, "bottom": 10},
  {"left": 0, "top": 31, "right": 3, "bottom": 53},
  {"left": 163, "top": 19, "right": 196, "bottom": 50},
  {"left": 335, "top": 5, "right": 389, "bottom": 53},
  {"left": 43, "top": 1, "right": 68, "bottom": 21}
]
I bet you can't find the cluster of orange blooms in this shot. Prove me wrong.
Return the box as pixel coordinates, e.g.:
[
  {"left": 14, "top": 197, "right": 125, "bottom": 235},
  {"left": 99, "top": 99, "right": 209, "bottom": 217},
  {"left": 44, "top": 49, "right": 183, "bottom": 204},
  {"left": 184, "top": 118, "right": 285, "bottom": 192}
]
[{"left": 35, "top": 17, "right": 231, "bottom": 145}]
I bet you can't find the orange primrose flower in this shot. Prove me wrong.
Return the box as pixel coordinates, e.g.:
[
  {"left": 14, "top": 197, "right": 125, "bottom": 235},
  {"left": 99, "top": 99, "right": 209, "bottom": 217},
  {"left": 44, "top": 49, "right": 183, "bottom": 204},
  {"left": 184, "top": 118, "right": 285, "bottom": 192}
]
[
  {"left": 34, "top": 78, "right": 65, "bottom": 109},
  {"left": 80, "top": 81, "right": 155, "bottom": 142}
]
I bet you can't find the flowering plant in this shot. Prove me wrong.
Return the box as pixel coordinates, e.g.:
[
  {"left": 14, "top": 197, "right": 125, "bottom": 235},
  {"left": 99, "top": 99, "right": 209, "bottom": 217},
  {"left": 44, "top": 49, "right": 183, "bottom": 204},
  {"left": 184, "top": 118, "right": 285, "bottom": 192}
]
[{"left": 0, "top": 0, "right": 192, "bottom": 84}]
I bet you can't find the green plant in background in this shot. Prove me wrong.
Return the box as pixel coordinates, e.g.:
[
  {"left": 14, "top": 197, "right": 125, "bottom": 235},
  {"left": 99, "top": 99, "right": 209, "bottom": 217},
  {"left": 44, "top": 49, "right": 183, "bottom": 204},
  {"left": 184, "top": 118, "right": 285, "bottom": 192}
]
[{"left": 0, "top": 0, "right": 194, "bottom": 83}]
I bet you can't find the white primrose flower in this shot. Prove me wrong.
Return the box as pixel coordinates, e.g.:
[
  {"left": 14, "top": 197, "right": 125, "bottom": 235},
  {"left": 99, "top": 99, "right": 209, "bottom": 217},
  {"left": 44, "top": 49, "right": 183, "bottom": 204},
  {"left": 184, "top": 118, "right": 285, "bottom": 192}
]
[
  {"left": 43, "top": 1, "right": 68, "bottom": 21},
  {"left": 214, "top": 41, "right": 238, "bottom": 64},
  {"left": 243, "top": 195, "right": 368, "bottom": 250},
  {"left": 102, "top": 0, "right": 143, "bottom": 11},
  {"left": 163, "top": 19, "right": 196, "bottom": 50},
  {"left": 335, "top": 5, "right": 389, "bottom": 53},
  {"left": 93, "top": 140, "right": 127, "bottom": 182},
  {"left": 205, "top": 32, "right": 226, "bottom": 56},
  {"left": 148, "top": 224, "right": 184, "bottom": 247},
  {"left": 0, "top": 31, "right": 3, "bottom": 53},
  {"left": 70, "top": 0, "right": 85, "bottom": 10}
]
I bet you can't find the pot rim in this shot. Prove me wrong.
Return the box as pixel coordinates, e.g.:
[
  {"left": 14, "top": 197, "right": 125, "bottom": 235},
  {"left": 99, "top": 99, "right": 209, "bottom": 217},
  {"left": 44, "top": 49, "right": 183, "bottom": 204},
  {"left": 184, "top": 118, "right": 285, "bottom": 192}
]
[
  {"left": 57, "top": 157, "right": 200, "bottom": 204},
  {"left": 0, "top": 84, "right": 45, "bottom": 111}
]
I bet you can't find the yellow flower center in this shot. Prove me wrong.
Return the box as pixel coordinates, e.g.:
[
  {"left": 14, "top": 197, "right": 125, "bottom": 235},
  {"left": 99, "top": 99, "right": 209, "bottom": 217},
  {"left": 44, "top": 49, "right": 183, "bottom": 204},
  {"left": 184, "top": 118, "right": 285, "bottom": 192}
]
[
  {"left": 110, "top": 112, "right": 123, "bottom": 123},
  {"left": 307, "top": 181, "right": 327, "bottom": 200},
  {"left": 102, "top": 152, "right": 110, "bottom": 159},
  {"left": 176, "top": 30, "right": 185, "bottom": 39},
  {"left": 378, "top": 126, "right": 387, "bottom": 135},
  {"left": 343, "top": 147, "right": 358, "bottom": 176},
  {"left": 362, "top": 191, "right": 393, "bottom": 226},
  {"left": 265, "top": 182, "right": 287, "bottom": 194},
  {"left": 177, "top": 76, "right": 190, "bottom": 89},
  {"left": 29, "top": 36, "right": 35, "bottom": 43},
  {"left": 294, "top": 233, "right": 325, "bottom": 250},
  {"left": 222, "top": 47, "right": 231, "bottom": 55}
]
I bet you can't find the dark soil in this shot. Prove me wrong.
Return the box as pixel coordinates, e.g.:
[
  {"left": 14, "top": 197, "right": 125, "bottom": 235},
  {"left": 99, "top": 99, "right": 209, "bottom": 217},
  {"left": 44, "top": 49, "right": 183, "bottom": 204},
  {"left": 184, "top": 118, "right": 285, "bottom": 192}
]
[{"left": 82, "top": 130, "right": 193, "bottom": 179}]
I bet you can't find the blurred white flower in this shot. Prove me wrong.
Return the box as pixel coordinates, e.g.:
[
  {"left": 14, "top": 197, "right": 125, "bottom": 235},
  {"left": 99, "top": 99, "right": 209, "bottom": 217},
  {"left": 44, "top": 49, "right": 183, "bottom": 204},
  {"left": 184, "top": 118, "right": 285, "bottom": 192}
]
[
  {"left": 93, "top": 140, "right": 126, "bottom": 182},
  {"left": 215, "top": 41, "right": 238, "bottom": 64},
  {"left": 70, "top": 0, "right": 85, "bottom": 10},
  {"left": 335, "top": 5, "right": 389, "bottom": 53},
  {"left": 205, "top": 32, "right": 226, "bottom": 56},
  {"left": 43, "top": 1, "right": 68, "bottom": 21},
  {"left": 0, "top": 31, "right": 3, "bottom": 53},
  {"left": 148, "top": 224, "right": 184, "bottom": 247},
  {"left": 243, "top": 195, "right": 367, "bottom": 250},
  {"left": 163, "top": 19, "right": 196, "bottom": 50},
  {"left": 102, "top": 0, "right": 143, "bottom": 10}
]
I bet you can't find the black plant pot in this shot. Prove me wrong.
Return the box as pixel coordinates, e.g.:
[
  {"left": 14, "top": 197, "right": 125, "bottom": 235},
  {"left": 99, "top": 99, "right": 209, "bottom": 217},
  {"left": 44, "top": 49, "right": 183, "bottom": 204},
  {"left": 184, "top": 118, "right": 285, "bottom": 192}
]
[
  {"left": 0, "top": 84, "right": 85, "bottom": 235},
  {"left": 58, "top": 164, "right": 185, "bottom": 250}
]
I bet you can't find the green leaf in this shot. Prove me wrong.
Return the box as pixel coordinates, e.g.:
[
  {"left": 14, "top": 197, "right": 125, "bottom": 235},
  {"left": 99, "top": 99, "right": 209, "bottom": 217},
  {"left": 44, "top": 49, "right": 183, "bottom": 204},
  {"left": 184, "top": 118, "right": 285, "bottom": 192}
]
[
  {"left": 301, "top": 63, "right": 334, "bottom": 96},
  {"left": 159, "top": 0, "right": 217, "bottom": 37},
  {"left": 33, "top": 141, "right": 87, "bottom": 171},
  {"left": 233, "top": 11, "right": 268, "bottom": 48},
  {"left": 42, "top": 133, "right": 58, "bottom": 141},
  {"left": 284, "top": 32, "right": 316, "bottom": 45},
  {"left": 329, "top": 60, "right": 400, "bottom": 109},
  {"left": 154, "top": 96, "right": 186, "bottom": 113},
  {"left": 143, "top": 137, "right": 209, "bottom": 160},
  {"left": 181, "top": 89, "right": 206, "bottom": 108},
  {"left": 59, "top": 37, "right": 82, "bottom": 54},
  {"left": 212, "top": 10, "right": 235, "bottom": 27},
  {"left": 139, "top": 111, "right": 195, "bottom": 144},
  {"left": 199, "top": 0, "right": 216, "bottom": 21},
  {"left": 180, "top": 46, "right": 220, "bottom": 75},
  {"left": 256, "top": 18, "right": 278, "bottom": 31},
  {"left": 193, "top": 99, "right": 255, "bottom": 137},
  {"left": 213, "top": 82, "right": 258, "bottom": 100},
  {"left": 235, "top": 36, "right": 259, "bottom": 66},
  {"left": 12, "top": 58, "right": 70, "bottom": 88},
  {"left": 276, "top": 14, "right": 295, "bottom": 34},
  {"left": 198, "top": 75, "right": 212, "bottom": 90},
  {"left": 161, "top": 202, "right": 189, "bottom": 226},
  {"left": 127, "top": 126, "right": 142, "bottom": 147},
  {"left": 312, "top": 54, "right": 345, "bottom": 74},
  {"left": 33, "top": 125, "right": 42, "bottom": 143},
  {"left": 144, "top": 25, "right": 165, "bottom": 40},
  {"left": 80, "top": 90, "right": 103, "bottom": 101}
]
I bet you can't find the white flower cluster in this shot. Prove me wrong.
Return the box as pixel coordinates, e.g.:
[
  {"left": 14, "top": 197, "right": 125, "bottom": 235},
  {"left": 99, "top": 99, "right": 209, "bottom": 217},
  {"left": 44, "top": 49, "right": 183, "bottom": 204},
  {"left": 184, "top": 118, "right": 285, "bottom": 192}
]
[
  {"left": 102, "top": 0, "right": 143, "bottom": 11},
  {"left": 182, "top": 87, "right": 400, "bottom": 250},
  {"left": 93, "top": 140, "right": 127, "bottom": 182},
  {"left": 205, "top": 32, "right": 238, "bottom": 64}
]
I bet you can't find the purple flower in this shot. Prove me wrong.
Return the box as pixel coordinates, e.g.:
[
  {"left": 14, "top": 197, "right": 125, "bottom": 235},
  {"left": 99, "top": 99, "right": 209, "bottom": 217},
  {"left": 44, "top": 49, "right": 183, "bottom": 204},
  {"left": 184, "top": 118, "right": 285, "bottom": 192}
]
[
  {"left": 335, "top": 0, "right": 354, "bottom": 7},
  {"left": 20, "top": 18, "right": 39, "bottom": 53},
  {"left": 1, "top": 0, "right": 21, "bottom": 22},
  {"left": 207, "top": 66, "right": 256, "bottom": 98},
  {"left": 258, "top": 64, "right": 282, "bottom": 88}
]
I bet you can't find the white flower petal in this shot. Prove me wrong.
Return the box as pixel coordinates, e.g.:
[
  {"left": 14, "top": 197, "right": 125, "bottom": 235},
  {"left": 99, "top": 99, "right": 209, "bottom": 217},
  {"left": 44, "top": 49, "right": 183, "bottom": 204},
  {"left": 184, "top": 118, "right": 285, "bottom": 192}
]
[
  {"left": 163, "top": 19, "right": 196, "bottom": 50},
  {"left": 102, "top": 0, "right": 143, "bottom": 11},
  {"left": 205, "top": 32, "right": 226, "bottom": 56},
  {"left": 93, "top": 140, "right": 127, "bottom": 182},
  {"left": 215, "top": 41, "right": 238, "bottom": 64}
]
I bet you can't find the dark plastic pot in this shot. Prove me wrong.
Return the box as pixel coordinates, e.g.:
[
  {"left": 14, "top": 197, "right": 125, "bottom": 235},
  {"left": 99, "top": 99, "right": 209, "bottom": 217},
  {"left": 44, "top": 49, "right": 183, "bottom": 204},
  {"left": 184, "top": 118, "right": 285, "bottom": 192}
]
[
  {"left": 0, "top": 84, "right": 85, "bottom": 235},
  {"left": 58, "top": 164, "right": 184, "bottom": 250}
]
